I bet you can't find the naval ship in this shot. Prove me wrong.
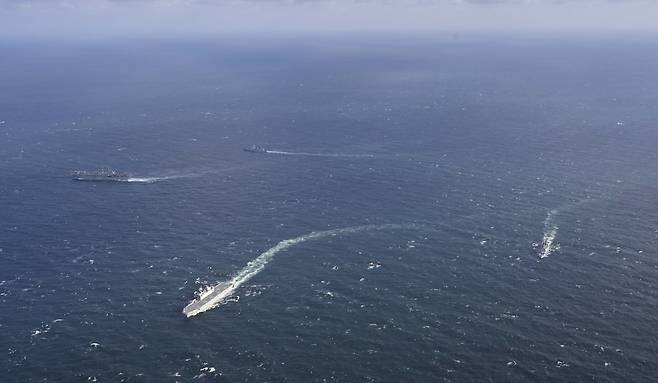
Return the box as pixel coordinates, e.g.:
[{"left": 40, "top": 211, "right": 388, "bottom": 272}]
[
  {"left": 73, "top": 169, "right": 131, "bottom": 182},
  {"left": 243, "top": 145, "right": 267, "bottom": 154},
  {"left": 182, "top": 281, "right": 236, "bottom": 317}
]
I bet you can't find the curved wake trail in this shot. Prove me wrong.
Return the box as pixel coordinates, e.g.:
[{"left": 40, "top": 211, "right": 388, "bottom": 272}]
[
  {"left": 265, "top": 150, "right": 375, "bottom": 158},
  {"left": 183, "top": 223, "right": 416, "bottom": 317}
]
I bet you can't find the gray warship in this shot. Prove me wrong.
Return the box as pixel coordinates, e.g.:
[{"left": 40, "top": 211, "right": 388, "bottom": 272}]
[
  {"left": 243, "top": 145, "right": 267, "bottom": 154},
  {"left": 73, "top": 169, "right": 131, "bottom": 182},
  {"left": 182, "top": 281, "right": 236, "bottom": 317}
]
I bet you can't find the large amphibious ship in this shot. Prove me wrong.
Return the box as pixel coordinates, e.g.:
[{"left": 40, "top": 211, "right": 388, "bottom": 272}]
[
  {"left": 73, "top": 169, "right": 131, "bottom": 182},
  {"left": 182, "top": 281, "right": 236, "bottom": 317}
]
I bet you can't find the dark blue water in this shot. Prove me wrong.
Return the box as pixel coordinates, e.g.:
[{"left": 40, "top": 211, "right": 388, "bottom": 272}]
[{"left": 1, "top": 36, "right": 658, "bottom": 382}]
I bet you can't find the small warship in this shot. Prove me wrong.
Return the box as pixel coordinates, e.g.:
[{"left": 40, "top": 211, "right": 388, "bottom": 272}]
[
  {"left": 243, "top": 145, "right": 267, "bottom": 154},
  {"left": 72, "top": 169, "right": 131, "bottom": 182},
  {"left": 182, "top": 281, "right": 236, "bottom": 317}
]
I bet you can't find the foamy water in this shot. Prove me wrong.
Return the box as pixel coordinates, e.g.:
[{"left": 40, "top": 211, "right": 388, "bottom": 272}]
[
  {"left": 123, "top": 177, "right": 166, "bottom": 183},
  {"left": 124, "top": 176, "right": 181, "bottom": 183},
  {"left": 265, "top": 150, "right": 375, "bottom": 158},
  {"left": 538, "top": 199, "right": 597, "bottom": 259},
  {"left": 538, "top": 209, "right": 560, "bottom": 259}
]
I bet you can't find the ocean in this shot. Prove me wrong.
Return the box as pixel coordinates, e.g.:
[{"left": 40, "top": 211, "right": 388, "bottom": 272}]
[{"left": 1, "top": 35, "right": 657, "bottom": 382}]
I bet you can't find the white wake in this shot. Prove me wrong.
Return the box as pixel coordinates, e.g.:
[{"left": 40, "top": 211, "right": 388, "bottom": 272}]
[
  {"left": 116, "top": 168, "right": 245, "bottom": 183},
  {"left": 538, "top": 209, "right": 560, "bottom": 259},
  {"left": 123, "top": 175, "right": 182, "bottom": 183},
  {"left": 184, "top": 223, "right": 416, "bottom": 317},
  {"left": 265, "top": 150, "right": 375, "bottom": 158},
  {"left": 536, "top": 199, "right": 595, "bottom": 260}
]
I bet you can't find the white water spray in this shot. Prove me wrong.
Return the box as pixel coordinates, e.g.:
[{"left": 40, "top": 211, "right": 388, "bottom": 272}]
[
  {"left": 536, "top": 199, "right": 595, "bottom": 260},
  {"left": 123, "top": 175, "right": 187, "bottom": 183},
  {"left": 538, "top": 209, "right": 560, "bottom": 259}
]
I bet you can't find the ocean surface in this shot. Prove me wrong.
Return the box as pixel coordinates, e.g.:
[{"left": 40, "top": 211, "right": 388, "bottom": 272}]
[{"left": 1, "top": 35, "right": 658, "bottom": 382}]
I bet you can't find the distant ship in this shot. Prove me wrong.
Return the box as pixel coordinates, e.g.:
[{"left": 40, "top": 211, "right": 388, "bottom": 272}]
[
  {"left": 243, "top": 145, "right": 268, "bottom": 154},
  {"left": 182, "top": 281, "right": 235, "bottom": 317},
  {"left": 72, "top": 169, "right": 131, "bottom": 182}
]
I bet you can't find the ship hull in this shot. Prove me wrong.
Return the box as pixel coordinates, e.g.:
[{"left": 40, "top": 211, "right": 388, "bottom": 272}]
[
  {"left": 243, "top": 145, "right": 267, "bottom": 154},
  {"left": 73, "top": 177, "right": 131, "bottom": 182}
]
